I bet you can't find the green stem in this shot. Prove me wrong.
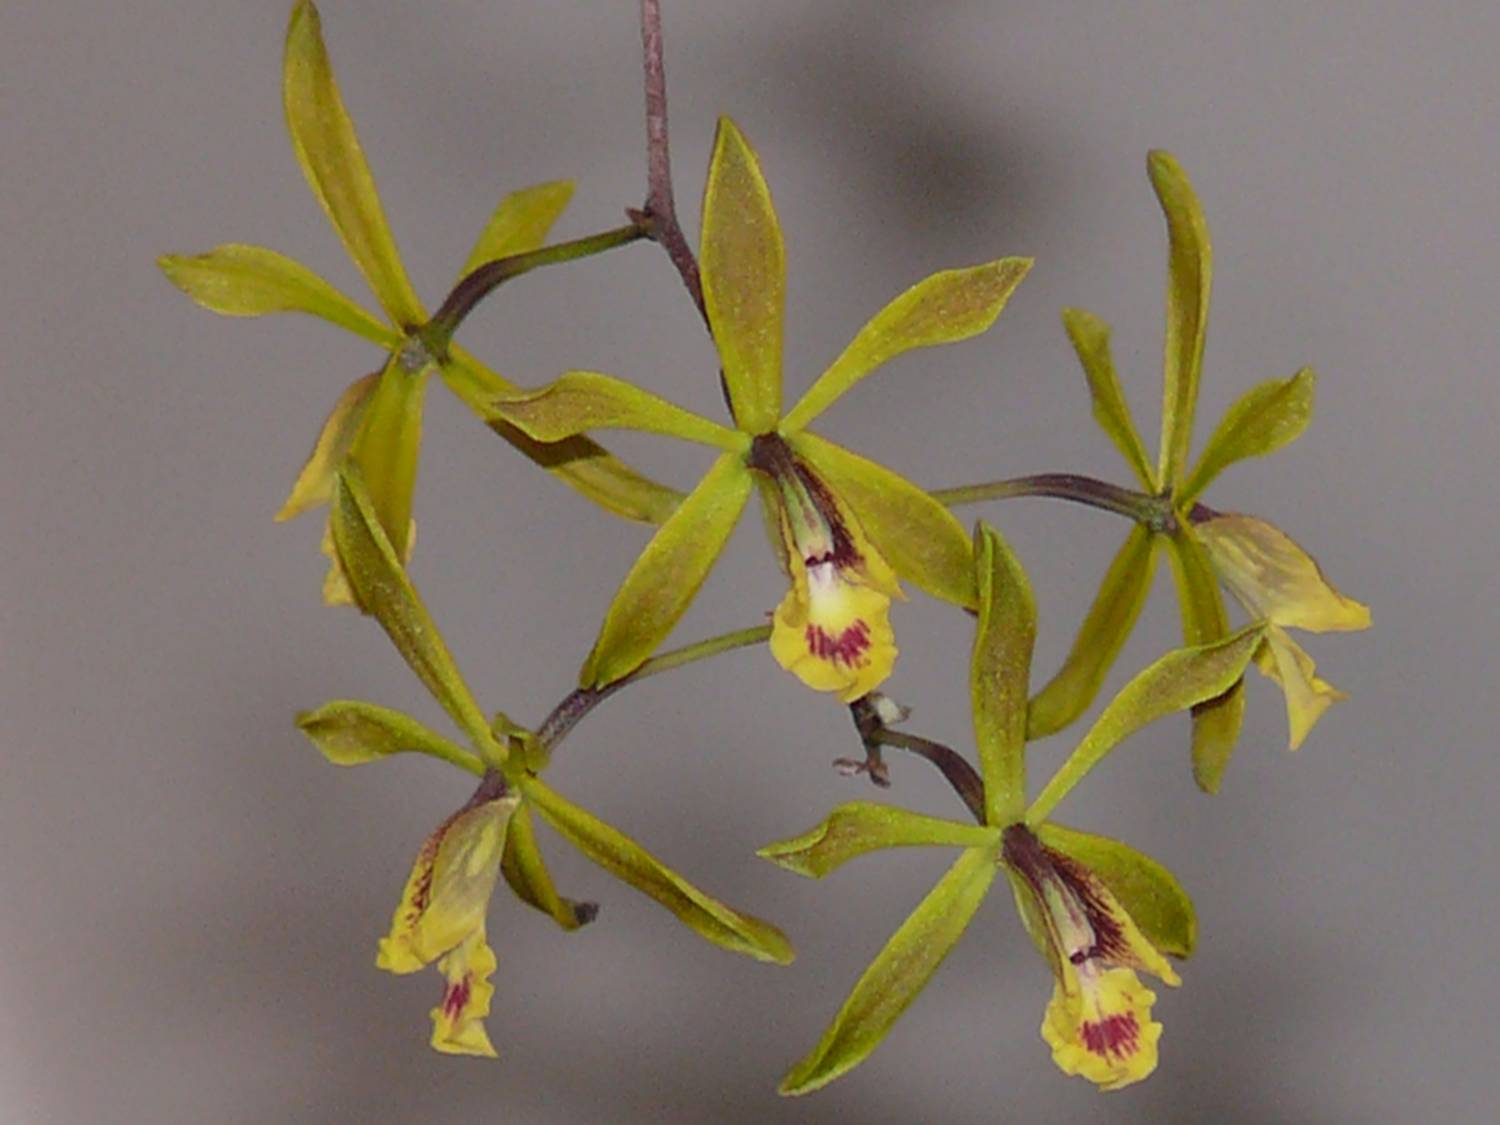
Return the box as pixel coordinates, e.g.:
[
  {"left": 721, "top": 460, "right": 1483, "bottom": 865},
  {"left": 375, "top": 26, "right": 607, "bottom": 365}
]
[
  {"left": 426, "top": 222, "right": 650, "bottom": 347},
  {"left": 535, "top": 625, "right": 771, "bottom": 751},
  {"left": 933, "top": 473, "right": 1172, "bottom": 529}
]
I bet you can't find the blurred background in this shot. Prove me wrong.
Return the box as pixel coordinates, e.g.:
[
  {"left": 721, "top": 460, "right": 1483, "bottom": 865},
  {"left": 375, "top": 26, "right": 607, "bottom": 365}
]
[{"left": 5, "top": 1, "right": 1497, "bottom": 1121}]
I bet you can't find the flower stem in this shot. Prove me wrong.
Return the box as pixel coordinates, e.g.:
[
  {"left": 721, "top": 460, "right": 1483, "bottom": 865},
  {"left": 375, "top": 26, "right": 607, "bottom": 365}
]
[
  {"left": 846, "top": 697, "right": 987, "bottom": 825},
  {"left": 635, "top": 0, "right": 707, "bottom": 326},
  {"left": 535, "top": 625, "right": 771, "bottom": 751},
  {"left": 933, "top": 473, "right": 1170, "bottom": 527},
  {"left": 425, "top": 222, "right": 649, "bottom": 348}
]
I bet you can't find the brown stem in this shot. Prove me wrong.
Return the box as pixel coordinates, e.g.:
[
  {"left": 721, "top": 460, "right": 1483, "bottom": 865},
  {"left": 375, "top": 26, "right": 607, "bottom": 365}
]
[
  {"left": 933, "top": 472, "right": 1176, "bottom": 532},
  {"left": 636, "top": 0, "right": 706, "bottom": 325},
  {"left": 845, "top": 698, "right": 987, "bottom": 825}
]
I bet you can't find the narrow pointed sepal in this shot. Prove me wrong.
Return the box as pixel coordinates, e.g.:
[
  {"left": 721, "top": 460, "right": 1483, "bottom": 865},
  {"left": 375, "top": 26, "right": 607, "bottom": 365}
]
[
  {"left": 491, "top": 370, "right": 746, "bottom": 450},
  {"left": 700, "top": 117, "right": 785, "bottom": 433},
  {"left": 779, "top": 847, "right": 996, "bottom": 1095},
  {"left": 1061, "top": 308, "right": 1156, "bottom": 490},
  {"left": 757, "top": 803, "right": 998, "bottom": 879},
  {"left": 524, "top": 778, "right": 794, "bottom": 964},
  {"left": 580, "top": 452, "right": 751, "bottom": 688},
  {"left": 971, "top": 523, "right": 1036, "bottom": 823},
  {"left": 1180, "top": 368, "right": 1316, "bottom": 504},
  {"left": 158, "top": 244, "right": 397, "bottom": 347},
  {"left": 782, "top": 257, "right": 1032, "bottom": 433},
  {"left": 283, "top": 1, "right": 424, "bottom": 326},
  {"left": 1149, "top": 150, "right": 1213, "bottom": 487},
  {"left": 458, "top": 180, "right": 575, "bottom": 280},
  {"left": 1028, "top": 527, "right": 1157, "bottom": 739},
  {"left": 296, "top": 700, "right": 484, "bottom": 775}
]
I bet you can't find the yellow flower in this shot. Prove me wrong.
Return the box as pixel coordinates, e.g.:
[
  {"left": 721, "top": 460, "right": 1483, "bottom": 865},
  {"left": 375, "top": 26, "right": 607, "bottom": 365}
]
[
  {"left": 760, "top": 437, "right": 902, "bottom": 699},
  {"left": 493, "top": 118, "right": 1031, "bottom": 696},
  {"left": 1001, "top": 825, "right": 1178, "bottom": 1091},
  {"left": 377, "top": 788, "right": 520, "bottom": 1058},
  {"left": 1195, "top": 510, "right": 1370, "bottom": 748},
  {"left": 1006, "top": 151, "right": 1369, "bottom": 788},
  {"left": 769, "top": 526, "right": 1251, "bottom": 1096},
  {"left": 159, "top": 1, "right": 677, "bottom": 604}
]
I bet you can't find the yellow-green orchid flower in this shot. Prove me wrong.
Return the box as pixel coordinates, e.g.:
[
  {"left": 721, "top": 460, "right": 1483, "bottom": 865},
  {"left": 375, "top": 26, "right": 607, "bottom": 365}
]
[
  {"left": 760, "top": 524, "right": 1266, "bottom": 1094},
  {"left": 998, "top": 151, "right": 1369, "bottom": 789},
  {"left": 159, "top": 1, "right": 678, "bottom": 604},
  {"left": 296, "top": 465, "right": 791, "bottom": 1055},
  {"left": 493, "top": 117, "right": 1031, "bottom": 698},
  {"left": 1194, "top": 509, "right": 1371, "bottom": 749}
]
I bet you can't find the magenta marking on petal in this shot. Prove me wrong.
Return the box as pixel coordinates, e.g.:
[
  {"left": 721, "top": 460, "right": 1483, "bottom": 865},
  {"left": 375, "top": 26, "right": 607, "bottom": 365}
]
[
  {"left": 443, "top": 973, "right": 473, "bottom": 1019},
  {"left": 1081, "top": 1012, "right": 1141, "bottom": 1060},
  {"left": 805, "top": 620, "right": 872, "bottom": 667}
]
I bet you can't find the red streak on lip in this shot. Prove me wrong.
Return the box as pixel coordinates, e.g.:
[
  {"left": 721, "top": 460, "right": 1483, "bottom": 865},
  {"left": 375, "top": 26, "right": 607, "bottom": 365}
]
[
  {"left": 443, "top": 975, "right": 472, "bottom": 1019},
  {"left": 805, "top": 620, "right": 871, "bottom": 666},
  {"left": 1081, "top": 1012, "right": 1140, "bottom": 1059}
]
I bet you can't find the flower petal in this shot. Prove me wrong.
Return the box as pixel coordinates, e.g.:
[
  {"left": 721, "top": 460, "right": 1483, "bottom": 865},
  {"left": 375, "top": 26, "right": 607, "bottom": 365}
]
[
  {"left": 700, "top": 117, "right": 784, "bottom": 433},
  {"left": 429, "top": 926, "right": 499, "bottom": 1057},
  {"left": 790, "top": 431, "right": 976, "bottom": 608},
  {"left": 781, "top": 258, "right": 1032, "bottom": 433},
  {"left": 330, "top": 467, "right": 500, "bottom": 757},
  {"left": 1028, "top": 527, "right": 1158, "bottom": 739},
  {"left": 1149, "top": 151, "right": 1212, "bottom": 487},
  {"left": 158, "top": 244, "right": 397, "bottom": 347},
  {"left": 458, "top": 180, "right": 574, "bottom": 281},
  {"left": 346, "top": 353, "right": 429, "bottom": 567},
  {"left": 1001, "top": 824, "right": 1178, "bottom": 1091},
  {"left": 1042, "top": 969, "right": 1162, "bottom": 1091},
  {"left": 1256, "top": 625, "right": 1348, "bottom": 750},
  {"left": 276, "top": 372, "right": 380, "bottom": 522},
  {"left": 580, "top": 452, "right": 751, "bottom": 688},
  {"left": 779, "top": 846, "right": 996, "bottom": 1096},
  {"left": 377, "top": 793, "right": 518, "bottom": 974},
  {"left": 500, "top": 803, "right": 597, "bottom": 931},
  {"left": 524, "top": 777, "right": 794, "bottom": 964},
  {"left": 1180, "top": 369, "right": 1316, "bottom": 504},
  {"left": 1164, "top": 527, "right": 1247, "bottom": 794},
  {"left": 1197, "top": 512, "right": 1371, "bottom": 633},
  {"left": 1035, "top": 823, "right": 1196, "bottom": 958},
  {"left": 1028, "top": 624, "right": 1263, "bottom": 823},
  {"left": 443, "top": 345, "right": 684, "bottom": 525},
  {"left": 296, "top": 699, "right": 484, "bottom": 774},
  {"left": 758, "top": 802, "right": 998, "bottom": 880},
  {"left": 491, "top": 370, "right": 747, "bottom": 450},
  {"left": 283, "top": 1, "right": 424, "bottom": 327},
  {"left": 1061, "top": 308, "right": 1156, "bottom": 491},
  {"left": 971, "top": 523, "right": 1036, "bottom": 823},
  {"left": 769, "top": 542, "right": 897, "bottom": 702}
]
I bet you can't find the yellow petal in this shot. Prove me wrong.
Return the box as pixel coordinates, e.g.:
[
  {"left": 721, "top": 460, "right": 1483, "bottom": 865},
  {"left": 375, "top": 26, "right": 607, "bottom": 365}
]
[
  {"left": 277, "top": 372, "right": 380, "bottom": 522},
  {"left": 699, "top": 117, "right": 784, "bottom": 433},
  {"left": 1002, "top": 824, "right": 1178, "bottom": 1090},
  {"left": 1041, "top": 968, "right": 1163, "bottom": 1091},
  {"left": 347, "top": 353, "right": 430, "bottom": 565},
  {"left": 1255, "top": 625, "right": 1348, "bottom": 750},
  {"left": 157, "top": 244, "right": 397, "bottom": 348},
  {"left": 283, "top": 2, "right": 424, "bottom": 327},
  {"left": 1197, "top": 512, "right": 1370, "bottom": 633},
  {"left": 781, "top": 257, "right": 1032, "bottom": 433},
  {"left": 377, "top": 794, "right": 518, "bottom": 974},
  {"left": 429, "top": 926, "right": 499, "bottom": 1058},
  {"left": 458, "top": 180, "right": 574, "bottom": 281},
  {"left": 770, "top": 507, "right": 897, "bottom": 701},
  {"left": 318, "top": 510, "right": 414, "bottom": 607}
]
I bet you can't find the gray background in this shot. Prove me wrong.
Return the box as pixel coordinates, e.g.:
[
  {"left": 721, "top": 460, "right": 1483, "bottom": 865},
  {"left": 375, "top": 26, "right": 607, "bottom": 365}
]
[{"left": 5, "top": 1, "right": 1496, "bottom": 1122}]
